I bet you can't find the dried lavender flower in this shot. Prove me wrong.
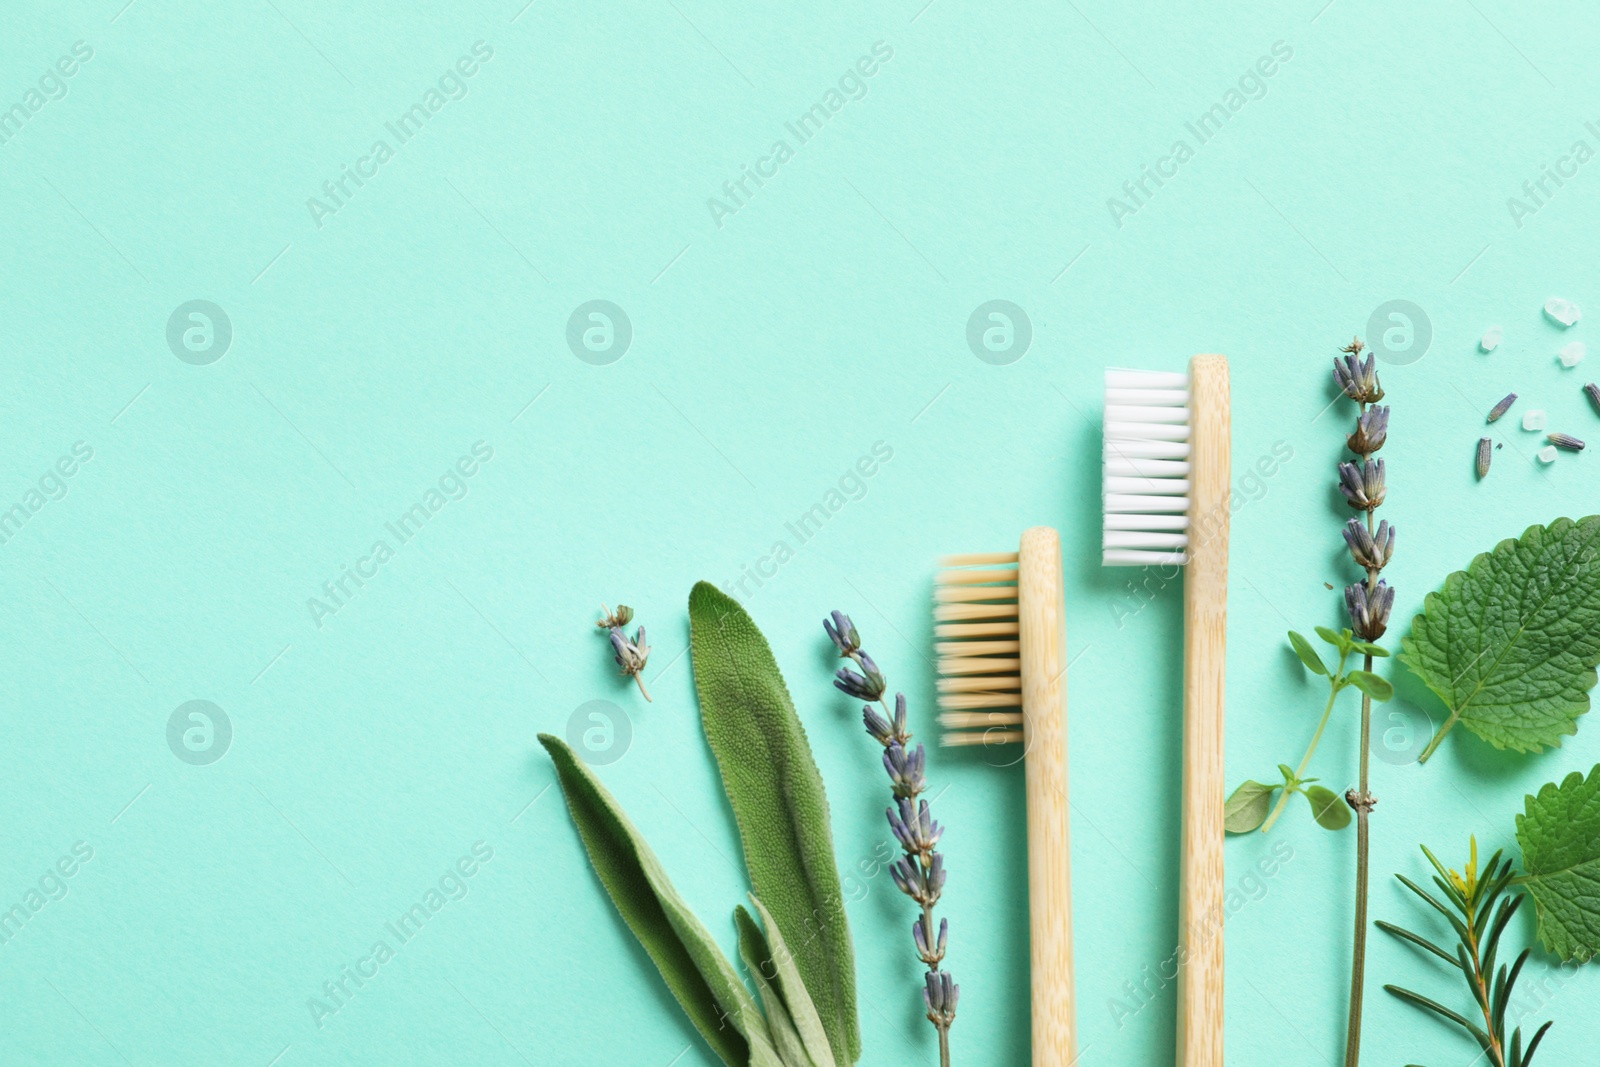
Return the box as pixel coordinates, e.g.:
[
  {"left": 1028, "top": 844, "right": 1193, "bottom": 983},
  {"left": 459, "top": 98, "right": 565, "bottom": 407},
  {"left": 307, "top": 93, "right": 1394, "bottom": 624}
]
[
  {"left": 1338, "top": 458, "right": 1387, "bottom": 511},
  {"left": 1585, "top": 383, "right": 1600, "bottom": 416},
  {"left": 1343, "top": 518, "right": 1395, "bottom": 570},
  {"left": 834, "top": 652, "right": 887, "bottom": 701},
  {"left": 923, "top": 970, "right": 959, "bottom": 1029},
  {"left": 1487, "top": 393, "right": 1517, "bottom": 423},
  {"left": 883, "top": 741, "right": 928, "bottom": 798},
  {"left": 596, "top": 605, "right": 651, "bottom": 701},
  {"left": 1334, "top": 340, "right": 1385, "bottom": 403},
  {"left": 1346, "top": 580, "right": 1395, "bottom": 641},
  {"left": 824, "top": 610, "right": 862, "bottom": 655},
  {"left": 822, "top": 612, "right": 957, "bottom": 1059},
  {"left": 1347, "top": 405, "right": 1389, "bottom": 453},
  {"left": 1477, "top": 437, "right": 1493, "bottom": 479},
  {"left": 1549, "top": 433, "right": 1586, "bottom": 452}
]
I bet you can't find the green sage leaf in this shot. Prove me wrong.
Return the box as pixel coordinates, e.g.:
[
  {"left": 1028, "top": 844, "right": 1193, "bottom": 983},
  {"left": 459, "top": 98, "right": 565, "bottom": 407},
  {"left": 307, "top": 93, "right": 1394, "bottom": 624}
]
[
  {"left": 1346, "top": 670, "right": 1394, "bottom": 702},
  {"left": 742, "top": 897, "right": 837, "bottom": 1067},
  {"left": 1515, "top": 764, "right": 1600, "bottom": 963},
  {"left": 734, "top": 907, "right": 810, "bottom": 1067},
  {"left": 1289, "top": 630, "right": 1328, "bottom": 676},
  {"left": 538, "top": 733, "right": 774, "bottom": 1066},
  {"left": 1306, "top": 785, "right": 1352, "bottom": 830},
  {"left": 1401, "top": 516, "right": 1600, "bottom": 759},
  {"left": 689, "top": 582, "right": 860, "bottom": 1064},
  {"left": 1224, "top": 780, "right": 1276, "bottom": 833}
]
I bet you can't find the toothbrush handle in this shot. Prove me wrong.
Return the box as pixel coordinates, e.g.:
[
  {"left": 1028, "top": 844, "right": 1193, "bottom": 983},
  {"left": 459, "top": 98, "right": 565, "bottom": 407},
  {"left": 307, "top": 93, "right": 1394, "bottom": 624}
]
[
  {"left": 1179, "top": 355, "right": 1230, "bottom": 1067},
  {"left": 1019, "top": 526, "right": 1075, "bottom": 1067}
]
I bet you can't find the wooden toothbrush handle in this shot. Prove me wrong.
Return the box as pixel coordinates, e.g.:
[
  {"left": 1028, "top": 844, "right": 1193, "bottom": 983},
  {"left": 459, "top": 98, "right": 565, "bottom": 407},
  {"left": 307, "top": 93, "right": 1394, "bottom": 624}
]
[
  {"left": 1018, "top": 526, "right": 1075, "bottom": 1067},
  {"left": 1178, "top": 355, "right": 1230, "bottom": 1067}
]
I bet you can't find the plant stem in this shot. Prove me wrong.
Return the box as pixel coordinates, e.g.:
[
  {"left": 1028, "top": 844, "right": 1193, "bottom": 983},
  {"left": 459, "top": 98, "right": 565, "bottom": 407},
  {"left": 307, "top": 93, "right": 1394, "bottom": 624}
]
[
  {"left": 633, "top": 673, "right": 652, "bottom": 702},
  {"left": 1260, "top": 666, "right": 1345, "bottom": 832},
  {"left": 1344, "top": 482, "right": 1380, "bottom": 1066}
]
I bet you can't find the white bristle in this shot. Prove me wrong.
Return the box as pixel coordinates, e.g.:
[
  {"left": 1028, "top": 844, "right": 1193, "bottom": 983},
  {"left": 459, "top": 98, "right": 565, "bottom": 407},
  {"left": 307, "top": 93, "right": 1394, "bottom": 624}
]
[
  {"left": 1104, "top": 368, "right": 1192, "bottom": 566},
  {"left": 935, "top": 555, "right": 1023, "bottom": 744}
]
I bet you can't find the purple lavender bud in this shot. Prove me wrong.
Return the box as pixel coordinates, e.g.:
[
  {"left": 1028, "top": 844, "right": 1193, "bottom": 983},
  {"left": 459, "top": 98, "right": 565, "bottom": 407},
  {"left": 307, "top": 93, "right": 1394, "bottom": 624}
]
[
  {"left": 1333, "top": 349, "right": 1384, "bottom": 403},
  {"left": 891, "top": 692, "right": 910, "bottom": 743},
  {"left": 1347, "top": 405, "right": 1389, "bottom": 453},
  {"left": 823, "top": 611, "right": 862, "bottom": 655},
  {"left": 1338, "top": 459, "right": 1386, "bottom": 511},
  {"left": 863, "top": 704, "right": 894, "bottom": 745},
  {"left": 922, "top": 970, "right": 959, "bottom": 1025},
  {"left": 883, "top": 742, "right": 928, "bottom": 799},
  {"left": 835, "top": 663, "right": 884, "bottom": 701},
  {"left": 926, "top": 852, "right": 947, "bottom": 900},
  {"left": 912, "top": 915, "right": 951, "bottom": 965},
  {"left": 888, "top": 797, "right": 942, "bottom": 854},
  {"left": 1343, "top": 518, "right": 1395, "bottom": 570},
  {"left": 889, "top": 856, "right": 923, "bottom": 902},
  {"left": 1346, "top": 580, "right": 1395, "bottom": 641}
]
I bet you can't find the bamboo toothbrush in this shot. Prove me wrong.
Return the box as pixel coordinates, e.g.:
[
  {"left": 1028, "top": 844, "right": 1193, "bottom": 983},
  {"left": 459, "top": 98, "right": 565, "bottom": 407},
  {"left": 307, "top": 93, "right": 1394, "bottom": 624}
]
[
  {"left": 1102, "top": 355, "right": 1230, "bottom": 1067},
  {"left": 936, "top": 527, "right": 1074, "bottom": 1067}
]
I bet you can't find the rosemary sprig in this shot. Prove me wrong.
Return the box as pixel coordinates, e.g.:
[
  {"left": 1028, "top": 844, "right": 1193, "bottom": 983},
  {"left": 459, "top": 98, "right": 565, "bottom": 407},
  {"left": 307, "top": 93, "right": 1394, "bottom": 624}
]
[
  {"left": 1379, "top": 839, "right": 1553, "bottom": 1067},
  {"left": 825, "top": 611, "right": 957, "bottom": 1066}
]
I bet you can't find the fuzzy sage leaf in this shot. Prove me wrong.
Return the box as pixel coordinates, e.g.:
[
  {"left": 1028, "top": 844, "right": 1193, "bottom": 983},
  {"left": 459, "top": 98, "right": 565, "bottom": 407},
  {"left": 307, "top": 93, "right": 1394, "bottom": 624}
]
[
  {"left": 538, "top": 733, "right": 776, "bottom": 1066},
  {"left": 1516, "top": 763, "right": 1600, "bottom": 963},
  {"left": 690, "top": 582, "right": 861, "bottom": 1064},
  {"left": 1401, "top": 516, "right": 1600, "bottom": 761}
]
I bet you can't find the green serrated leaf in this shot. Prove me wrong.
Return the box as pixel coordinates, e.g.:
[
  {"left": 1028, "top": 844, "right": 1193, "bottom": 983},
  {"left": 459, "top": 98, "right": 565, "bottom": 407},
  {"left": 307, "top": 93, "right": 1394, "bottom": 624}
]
[
  {"left": 1400, "top": 516, "right": 1600, "bottom": 760},
  {"left": 1306, "top": 785, "right": 1352, "bottom": 830},
  {"left": 689, "top": 582, "right": 860, "bottom": 1064},
  {"left": 1347, "top": 670, "right": 1395, "bottom": 702},
  {"left": 1515, "top": 763, "right": 1600, "bottom": 963},
  {"left": 1224, "top": 780, "right": 1276, "bottom": 833},
  {"left": 1289, "top": 631, "right": 1329, "bottom": 676}
]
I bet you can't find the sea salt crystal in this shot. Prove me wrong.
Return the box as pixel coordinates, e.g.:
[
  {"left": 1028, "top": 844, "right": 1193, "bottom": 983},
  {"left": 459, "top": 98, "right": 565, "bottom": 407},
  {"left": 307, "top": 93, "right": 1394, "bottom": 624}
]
[
  {"left": 1524, "top": 408, "right": 1548, "bottom": 431},
  {"left": 1560, "top": 341, "right": 1586, "bottom": 367},
  {"left": 1481, "top": 326, "right": 1503, "bottom": 352},
  {"left": 1538, "top": 445, "right": 1558, "bottom": 463},
  {"left": 1545, "top": 298, "right": 1582, "bottom": 327}
]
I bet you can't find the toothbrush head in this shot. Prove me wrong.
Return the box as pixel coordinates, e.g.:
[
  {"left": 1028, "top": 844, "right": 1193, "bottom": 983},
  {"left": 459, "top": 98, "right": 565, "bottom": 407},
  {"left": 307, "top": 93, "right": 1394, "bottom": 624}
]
[{"left": 1102, "top": 368, "right": 1193, "bottom": 567}]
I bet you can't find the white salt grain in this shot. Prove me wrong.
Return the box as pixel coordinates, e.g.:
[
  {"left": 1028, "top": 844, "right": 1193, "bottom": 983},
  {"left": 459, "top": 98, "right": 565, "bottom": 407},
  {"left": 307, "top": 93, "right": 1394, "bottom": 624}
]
[
  {"left": 1560, "top": 341, "right": 1586, "bottom": 367},
  {"left": 1545, "top": 298, "right": 1582, "bottom": 327},
  {"left": 1539, "top": 445, "right": 1559, "bottom": 463},
  {"left": 1524, "top": 409, "right": 1548, "bottom": 431},
  {"left": 1481, "top": 326, "right": 1504, "bottom": 352}
]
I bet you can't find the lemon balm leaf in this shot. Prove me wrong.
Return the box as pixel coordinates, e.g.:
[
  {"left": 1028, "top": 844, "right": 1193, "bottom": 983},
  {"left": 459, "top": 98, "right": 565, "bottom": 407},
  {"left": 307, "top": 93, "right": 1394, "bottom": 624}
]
[
  {"left": 1516, "top": 764, "right": 1600, "bottom": 963},
  {"left": 1400, "top": 516, "right": 1600, "bottom": 761}
]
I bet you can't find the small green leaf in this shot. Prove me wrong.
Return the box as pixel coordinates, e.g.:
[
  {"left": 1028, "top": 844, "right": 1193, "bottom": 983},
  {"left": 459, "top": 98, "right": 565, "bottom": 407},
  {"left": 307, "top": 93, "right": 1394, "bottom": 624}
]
[
  {"left": 1401, "top": 516, "right": 1600, "bottom": 759},
  {"left": 1315, "top": 625, "right": 1351, "bottom": 652},
  {"left": 1225, "top": 780, "right": 1276, "bottom": 833},
  {"left": 1349, "top": 639, "right": 1390, "bottom": 658},
  {"left": 1347, "top": 670, "right": 1394, "bottom": 702},
  {"left": 1516, "top": 763, "right": 1600, "bottom": 963},
  {"left": 1289, "top": 631, "right": 1329, "bottom": 676},
  {"left": 1307, "top": 785, "right": 1352, "bottom": 830},
  {"left": 1277, "top": 764, "right": 1301, "bottom": 789}
]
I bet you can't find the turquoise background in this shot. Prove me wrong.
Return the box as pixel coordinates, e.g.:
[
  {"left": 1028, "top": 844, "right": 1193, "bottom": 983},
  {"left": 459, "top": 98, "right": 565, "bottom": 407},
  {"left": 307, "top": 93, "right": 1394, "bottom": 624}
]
[{"left": 3, "top": 0, "right": 1599, "bottom": 1063}]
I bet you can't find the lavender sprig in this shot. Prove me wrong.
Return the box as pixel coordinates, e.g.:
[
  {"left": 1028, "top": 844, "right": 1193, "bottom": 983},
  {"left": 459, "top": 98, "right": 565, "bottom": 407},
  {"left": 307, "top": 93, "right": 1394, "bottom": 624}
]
[
  {"left": 825, "top": 610, "right": 956, "bottom": 1066},
  {"left": 1336, "top": 338, "right": 1395, "bottom": 1067},
  {"left": 597, "top": 603, "right": 651, "bottom": 702}
]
